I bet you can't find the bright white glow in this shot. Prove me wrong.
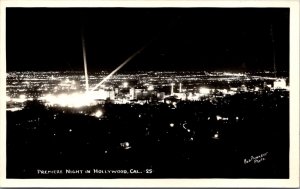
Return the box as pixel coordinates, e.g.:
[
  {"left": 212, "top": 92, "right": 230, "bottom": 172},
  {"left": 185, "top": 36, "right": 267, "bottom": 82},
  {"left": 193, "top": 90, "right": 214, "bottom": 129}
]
[
  {"left": 123, "top": 82, "right": 129, "bottom": 88},
  {"left": 273, "top": 79, "right": 287, "bottom": 89},
  {"left": 88, "top": 90, "right": 109, "bottom": 100},
  {"left": 216, "top": 115, "right": 222, "bottom": 120},
  {"left": 213, "top": 132, "right": 219, "bottom": 139},
  {"left": 199, "top": 87, "right": 210, "bottom": 95},
  {"left": 223, "top": 72, "right": 245, "bottom": 77},
  {"left": 170, "top": 123, "right": 174, "bottom": 127},
  {"left": 19, "top": 94, "right": 26, "bottom": 100},
  {"left": 120, "top": 142, "right": 131, "bottom": 150},
  {"left": 6, "top": 107, "right": 22, "bottom": 112},
  {"left": 222, "top": 89, "right": 228, "bottom": 94},
  {"left": 42, "top": 92, "right": 97, "bottom": 108},
  {"left": 93, "top": 110, "right": 103, "bottom": 118},
  {"left": 147, "top": 85, "right": 154, "bottom": 91},
  {"left": 13, "top": 94, "right": 27, "bottom": 103}
]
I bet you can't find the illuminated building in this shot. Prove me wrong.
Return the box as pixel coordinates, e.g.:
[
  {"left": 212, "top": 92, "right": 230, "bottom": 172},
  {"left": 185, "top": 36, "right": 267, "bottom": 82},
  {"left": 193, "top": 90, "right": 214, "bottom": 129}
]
[
  {"left": 273, "top": 79, "right": 287, "bottom": 89},
  {"left": 179, "top": 83, "right": 182, "bottom": 93},
  {"left": 199, "top": 87, "right": 210, "bottom": 95},
  {"left": 170, "top": 83, "right": 175, "bottom": 95},
  {"left": 108, "top": 90, "right": 115, "bottom": 100},
  {"left": 172, "top": 93, "right": 187, "bottom": 100},
  {"left": 129, "top": 88, "right": 135, "bottom": 100}
]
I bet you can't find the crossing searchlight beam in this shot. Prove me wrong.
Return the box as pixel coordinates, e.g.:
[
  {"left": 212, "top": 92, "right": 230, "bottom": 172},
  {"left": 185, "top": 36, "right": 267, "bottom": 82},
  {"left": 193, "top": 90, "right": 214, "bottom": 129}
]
[{"left": 90, "top": 43, "right": 149, "bottom": 92}]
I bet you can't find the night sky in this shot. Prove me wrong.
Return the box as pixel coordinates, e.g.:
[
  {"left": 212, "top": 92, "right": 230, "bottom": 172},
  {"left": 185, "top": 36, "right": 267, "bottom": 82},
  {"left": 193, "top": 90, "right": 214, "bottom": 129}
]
[{"left": 6, "top": 8, "right": 289, "bottom": 72}]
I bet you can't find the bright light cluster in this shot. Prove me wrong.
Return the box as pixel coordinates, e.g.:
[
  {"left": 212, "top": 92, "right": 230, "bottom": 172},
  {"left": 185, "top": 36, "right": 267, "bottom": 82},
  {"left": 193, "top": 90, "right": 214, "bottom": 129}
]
[
  {"left": 41, "top": 92, "right": 97, "bottom": 108},
  {"left": 223, "top": 72, "right": 245, "bottom": 77},
  {"left": 199, "top": 87, "right": 210, "bottom": 95}
]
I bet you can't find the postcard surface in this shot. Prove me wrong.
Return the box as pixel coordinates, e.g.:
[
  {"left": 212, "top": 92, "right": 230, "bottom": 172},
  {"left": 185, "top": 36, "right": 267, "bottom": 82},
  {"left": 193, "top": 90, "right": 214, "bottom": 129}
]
[{"left": 0, "top": 0, "right": 299, "bottom": 187}]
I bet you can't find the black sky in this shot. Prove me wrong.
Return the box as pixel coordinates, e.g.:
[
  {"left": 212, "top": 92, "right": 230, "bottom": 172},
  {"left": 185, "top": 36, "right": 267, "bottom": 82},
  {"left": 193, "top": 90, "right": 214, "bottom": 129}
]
[{"left": 6, "top": 8, "right": 289, "bottom": 72}]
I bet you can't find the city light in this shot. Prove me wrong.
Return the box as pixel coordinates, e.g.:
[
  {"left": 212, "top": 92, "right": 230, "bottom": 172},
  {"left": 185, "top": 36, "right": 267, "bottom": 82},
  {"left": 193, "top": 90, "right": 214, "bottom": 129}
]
[
  {"left": 147, "top": 85, "right": 154, "bottom": 91},
  {"left": 6, "top": 71, "right": 289, "bottom": 111},
  {"left": 123, "top": 82, "right": 129, "bottom": 88},
  {"left": 274, "top": 78, "right": 287, "bottom": 89},
  {"left": 93, "top": 110, "right": 103, "bottom": 118},
  {"left": 120, "top": 142, "right": 131, "bottom": 150},
  {"left": 42, "top": 92, "right": 97, "bottom": 108},
  {"left": 212, "top": 132, "right": 219, "bottom": 140},
  {"left": 6, "top": 107, "right": 22, "bottom": 112},
  {"left": 222, "top": 89, "right": 228, "bottom": 95},
  {"left": 199, "top": 87, "right": 210, "bottom": 95},
  {"left": 19, "top": 94, "right": 26, "bottom": 100}
]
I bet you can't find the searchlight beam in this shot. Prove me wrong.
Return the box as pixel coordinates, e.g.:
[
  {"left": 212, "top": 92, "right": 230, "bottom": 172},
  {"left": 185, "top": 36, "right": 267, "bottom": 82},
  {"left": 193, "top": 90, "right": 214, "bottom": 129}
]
[
  {"left": 91, "top": 43, "right": 148, "bottom": 92},
  {"left": 82, "top": 28, "right": 89, "bottom": 92}
]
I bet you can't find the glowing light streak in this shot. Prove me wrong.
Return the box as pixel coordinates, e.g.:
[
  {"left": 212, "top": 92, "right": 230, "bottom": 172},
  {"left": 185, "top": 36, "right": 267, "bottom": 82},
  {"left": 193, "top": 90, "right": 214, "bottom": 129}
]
[
  {"left": 91, "top": 43, "right": 148, "bottom": 91},
  {"left": 82, "top": 28, "right": 89, "bottom": 92}
]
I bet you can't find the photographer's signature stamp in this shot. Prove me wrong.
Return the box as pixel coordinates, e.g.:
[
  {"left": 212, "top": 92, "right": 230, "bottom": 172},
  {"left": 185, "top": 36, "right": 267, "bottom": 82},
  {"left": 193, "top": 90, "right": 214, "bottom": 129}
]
[{"left": 244, "top": 152, "right": 268, "bottom": 165}]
